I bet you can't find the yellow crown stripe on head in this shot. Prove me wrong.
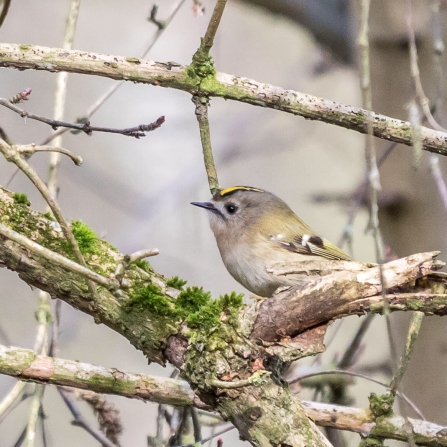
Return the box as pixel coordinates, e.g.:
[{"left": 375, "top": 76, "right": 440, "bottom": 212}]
[{"left": 220, "top": 186, "right": 265, "bottom": 197}]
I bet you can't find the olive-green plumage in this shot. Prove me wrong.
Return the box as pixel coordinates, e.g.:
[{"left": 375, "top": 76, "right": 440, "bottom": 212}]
[{"left": 191, "top": 186, "right": 350, "bottom": 297}]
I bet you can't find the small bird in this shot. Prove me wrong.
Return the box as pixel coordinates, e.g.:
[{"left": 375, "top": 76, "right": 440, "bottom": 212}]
[{"left": 191, "top": 186, "right": 351, "bottom": 297}]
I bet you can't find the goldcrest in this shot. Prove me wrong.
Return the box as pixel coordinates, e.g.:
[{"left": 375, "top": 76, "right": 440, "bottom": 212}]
[{"left": 191, "top": 186, "right": 350, "bottom": 297}]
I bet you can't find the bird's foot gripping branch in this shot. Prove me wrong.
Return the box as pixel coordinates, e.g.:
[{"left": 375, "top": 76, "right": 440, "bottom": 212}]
[{"left": 1, "top": 186, "right": 447, "bottom": 446}]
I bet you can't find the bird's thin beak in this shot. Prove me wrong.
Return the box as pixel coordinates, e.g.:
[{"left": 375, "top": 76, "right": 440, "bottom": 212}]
[{"left": 190, "top": 201, "right": 216, "bottom": 211}]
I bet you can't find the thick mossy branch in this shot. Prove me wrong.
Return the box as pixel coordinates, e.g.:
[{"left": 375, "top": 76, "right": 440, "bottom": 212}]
[
  {"left": 0, "top": 186, "right": 247, "bottom": 367},
  {"left": 0, "top": 187, "right": 183, "bottom": 364}
]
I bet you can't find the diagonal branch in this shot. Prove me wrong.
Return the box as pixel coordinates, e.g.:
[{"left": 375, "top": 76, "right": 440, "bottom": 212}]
[{"left": 2, "top": 43, "right": 447, "bottom": 154}]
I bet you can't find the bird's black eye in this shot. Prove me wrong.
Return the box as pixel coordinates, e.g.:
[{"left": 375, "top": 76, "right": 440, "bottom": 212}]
[{"left": 225, "top": 203, "right": 238, "bottom": 215}]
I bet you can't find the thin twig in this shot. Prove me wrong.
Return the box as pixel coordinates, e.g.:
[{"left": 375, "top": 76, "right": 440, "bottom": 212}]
[
  {"left": 337, "top": 143, "right": 396, "bottom": 248},
  {"left": 358, "top": 0, "right": 398, "bottom": 375},
  {"left": 0, "top": 381, "right": 27, "bottom": 421},
  {"left": 156, "top": 403, "right": 167, "bottom": 445},
  {"left": 115, "top": 248, "right": 158, "bottom": 282},
  {"left": 190, "top": 407, "right": 202, "bottom": 443},
  {"left": 49, "top": 299, "right": 62, "bottom": 357},
  {"left": 0, "top": 0, "right": 11, "bottom": 28},
  {"left": 169, "top": 407, "right": 188, "bottom": 446},
  {"left": 429, "top": 153, "right": 447, "bottom": 210},
  {"left": 148, "top": 4, "right": 166, "bottom": 30},
  {"left": 289, "top": 370, "right": 424, "bottom": 420},
  {"left": 0, "top": 223, "right": 117, "bottom": 289},
  {"left": 25, "top": 291, "right": 52, "bottom": 447},
  {"left": 38, "top": 0, "right": 186, "bottom": 148},
  {"left": 13, "top": 425, "right": 27, "bottom": 447},
  {"left": 192, "top": 96, "right": 219, "bottom": 195},
  {"left": 338, "top": 314, "right": 374, "bottom": 370},
  {"left": 200, "top": 0, "right": 228, "bottom": 54},
  {"left": 17, "top": 144, "right": 83, "bottom": 166},
  {"left": 0, "top": 137, "right": 102, "bottom": 300},
  {"left": 0, "top": 125, "right": 13, "bottom": 145},
  {"left": 389, "top": 312, "right": 424, "bottom": 391},
  {"left": 83, "top": 0, "right": 185, "bottom": 121},
  {"left": 0, "top": 295, "right": 52, "bottom": 425},
  {"left": 0, "top": 98, "right": 165, "bottom": 138},
  {"left": 428, "top": 0, "right": 447, "bottom": 213},
  {"left": 128, "top": 248, "right": 159, "bottom": 262},
  {"left": 190, "top": 0, "right": 228, "bottom": 195},
  {"left": 39, "top": 405, "right": 48, "bottom": 447},
  {"left": 24, "top": 386, "right": 45, "bottom": 447},
  {"left": 406, "top": 0, "right": 446, "bottom": 133}
]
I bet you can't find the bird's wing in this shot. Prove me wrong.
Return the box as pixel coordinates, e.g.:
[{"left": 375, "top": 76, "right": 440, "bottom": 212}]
[{"left": 272, "top": 233, "right": 351, "bottom": 261}]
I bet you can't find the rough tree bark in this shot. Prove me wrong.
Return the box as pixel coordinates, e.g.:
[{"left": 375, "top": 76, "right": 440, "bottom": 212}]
[{"left": 0, "top": 179, "right": 446, "bottom": 446}]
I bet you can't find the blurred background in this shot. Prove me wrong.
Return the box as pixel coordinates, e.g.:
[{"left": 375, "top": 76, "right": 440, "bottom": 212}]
[{"left": 1, "top": 0, "right": 447, "bottom": 445}]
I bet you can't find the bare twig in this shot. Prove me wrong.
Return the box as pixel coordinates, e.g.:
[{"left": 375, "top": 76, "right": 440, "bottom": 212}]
[
  {"left": 148, "top": 4, "right": 166, "bottom": 30},
  {"left": 406, "top": 0, "right": 446, "bottom": 133},
  {"left": 338, "top": 314, "right": 374, "bottom": 370},
  {"left": 35, "top": 0, "right": 186, "bottom": 151},
  {"left": 190, "top": 0, "right": 228, "bottom": 194},
  {"left": 0, "top": 223, "right": 117, "bottom": 289},
  {"left": 428, "top": 0, "right": 447, "bottom": 213},
  {"left": 0, "top": 137, "right": 102, "bottom": 300},
  {"left": 190, "top": 407, "right": 202, "bottom": 443},
  {"left": 290, "top": 370, "right": 424, "bottom": 420},
  {"left": 25, "top": 290, "right": 52, "bottom": 447},
  {"left": 128, "top": 248, "right": 159, "bottom": 263},
  {"left": 0, "top": 98, "right": 165, "bottom": 138},
  {"left": 25, "top": 386, "right": 45, "bottom": 447},
  {"left": 429, "top": 153, "right": 447, "bottom": 210},
  {"left": 0, "top": 381, "right": 27, "bottom": 421},
  {"left": 358, "top": 0, "right": 398, "bottom": 379},
  {"left": 200, "top": 0, "right": 228, "bottom": 54},
  {"left": 75, "top": 0, "right": 186, "bottom": 126},
  {"left": 39, "top": 406, "right": 48, "bottom": 447},
  {"left": 13, "top": 424, "right": 27, "bottom": 447},
  {"left": 16, "top": 144, "right": 83, "bottom": 166},
  {"left": 0, "top": 0, "right": 11, "bottom": 28},
  {"left": 115, "top": 248, "right": 159, "bottom": 282},
  {"left": 337, "top": 142, "right": 396, "bottom": 248},
  {"left": 192, "top": 96, "right": 219, "bottom": 195},
  {"left": 0, "top": 125, "right": 13, "bottom": 146},
  {"left": 389, "top": 312, "right": 424, "bottom": 391}
]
